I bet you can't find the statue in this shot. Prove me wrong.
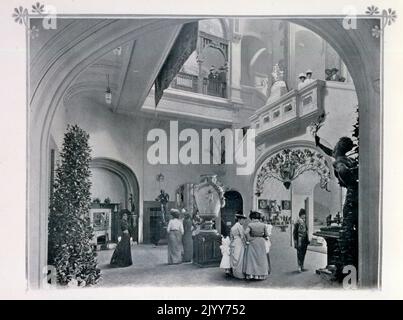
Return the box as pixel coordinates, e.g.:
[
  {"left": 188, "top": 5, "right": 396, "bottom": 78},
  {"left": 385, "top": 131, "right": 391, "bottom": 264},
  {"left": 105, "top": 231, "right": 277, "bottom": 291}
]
[
  {"left": 192, "top": 174, "right": 226, "bottom": 267},
  {"left": 128, "top": 193, "right": 137, "bottom": 241},
  {"left": 128, "top": 193, "right": 135, "bottom": 213},
  {"left": 156, "top": 189, "right": 169, "bottom": 224},
  {"left": 266, "top": 64, "right": 288, "bottom": 105},
  {"left": 314, "top": 133, "right": 358, "bottom": 278}
]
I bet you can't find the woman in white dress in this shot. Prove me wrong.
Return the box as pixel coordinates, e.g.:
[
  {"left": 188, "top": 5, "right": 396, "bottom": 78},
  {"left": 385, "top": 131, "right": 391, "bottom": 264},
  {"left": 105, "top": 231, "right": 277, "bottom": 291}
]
[
  {"left": 229, "top": 213, "right": 247, "bottom": 279},
  {"left": 263, "top": 216, "right": 273, "bottom": 274},
  {"left": 219, "top": 236, "right": 231, "bottom": 276},
  {"left": 167, "top": 209, "right": 184, "bottom": 264}
]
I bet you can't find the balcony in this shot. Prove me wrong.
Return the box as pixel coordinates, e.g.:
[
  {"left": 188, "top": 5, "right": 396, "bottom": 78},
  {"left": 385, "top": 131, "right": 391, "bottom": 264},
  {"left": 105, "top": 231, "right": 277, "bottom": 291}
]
[
  {"left": 170, "top": 72, "right": 227, "bottom": 99},
  {"left": 250, "top": 80, "right": 326, "bottom": 145},
  {"left": 142, "top": 85, "right": 234, "bottom": 125}
]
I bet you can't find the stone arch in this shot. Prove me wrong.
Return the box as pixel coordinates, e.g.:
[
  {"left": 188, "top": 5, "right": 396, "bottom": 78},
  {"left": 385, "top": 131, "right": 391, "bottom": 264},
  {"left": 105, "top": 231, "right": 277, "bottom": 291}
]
[
  {"left": 240, "top": 34, "right": 269, "bottom": 86},
  {"left": 220, "top": 190, "right": 243, "bottom": 237},
  {"left": 90, "top": 157, "right": 139, "bottom": 211},
  {"left": 28, "top": 18, "right": 380, "bottom": 288},
  {"left": 199, "top": 18, "right": 230, "bottom": 40},
  {"left": 252, "top": 142, "right": 332, "bottom": 206}
]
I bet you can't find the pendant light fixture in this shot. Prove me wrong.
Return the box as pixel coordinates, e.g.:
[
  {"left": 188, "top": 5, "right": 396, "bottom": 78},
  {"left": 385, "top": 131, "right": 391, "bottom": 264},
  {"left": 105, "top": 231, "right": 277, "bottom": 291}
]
[{"left": 105, "top": 74, "right": 112, "bottom": 105}]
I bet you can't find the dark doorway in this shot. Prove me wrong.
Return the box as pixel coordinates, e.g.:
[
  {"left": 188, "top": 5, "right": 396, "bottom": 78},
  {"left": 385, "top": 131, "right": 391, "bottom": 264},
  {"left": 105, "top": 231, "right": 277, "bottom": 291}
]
[{"left": 220, "top": 191, "right": 243, "bottom": 237}]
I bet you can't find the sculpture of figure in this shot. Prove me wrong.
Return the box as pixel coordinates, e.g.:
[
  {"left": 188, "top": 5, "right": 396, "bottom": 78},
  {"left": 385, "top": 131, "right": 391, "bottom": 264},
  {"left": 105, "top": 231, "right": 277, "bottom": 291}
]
[
  {"left": 266, "top": 64, "right": 288, "bottom": 104},
  {"left": 156, "top": 189, "right": 170, "bottom": 224},
  {"left": 315, "top": 134, "right": 358, "bottom": 277},
  {"left": 128, "top": 193, "right": 136, "bottom": 213}
]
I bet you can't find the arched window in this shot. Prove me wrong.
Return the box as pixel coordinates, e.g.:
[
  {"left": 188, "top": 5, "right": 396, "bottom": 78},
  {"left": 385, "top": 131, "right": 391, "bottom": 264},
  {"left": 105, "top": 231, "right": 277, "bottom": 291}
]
[{"left": 171, "top": 19, "right": 230, "bottom": 98}]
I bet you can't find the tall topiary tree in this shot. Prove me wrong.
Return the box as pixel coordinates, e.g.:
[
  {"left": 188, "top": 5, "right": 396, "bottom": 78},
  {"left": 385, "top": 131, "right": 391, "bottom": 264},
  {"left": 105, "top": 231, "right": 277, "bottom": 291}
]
[{"left": 48, "top": 124, "right": 100, "bottom": 286}]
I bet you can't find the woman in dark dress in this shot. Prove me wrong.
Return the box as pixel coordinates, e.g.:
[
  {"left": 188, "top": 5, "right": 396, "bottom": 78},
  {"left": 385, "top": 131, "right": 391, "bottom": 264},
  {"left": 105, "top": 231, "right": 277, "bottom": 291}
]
[
  {"left": 110, "top": 213, "right": 133, "bottom": 267},
  {"left": 182, "top": 212, "right": 193, "bottom": 262}
]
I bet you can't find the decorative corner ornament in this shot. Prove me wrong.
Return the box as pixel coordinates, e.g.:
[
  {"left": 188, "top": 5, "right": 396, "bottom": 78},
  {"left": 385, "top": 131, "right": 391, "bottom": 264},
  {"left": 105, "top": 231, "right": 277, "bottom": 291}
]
[
  {"left": 12, "top": 2, "right": 51, "bottom": 39},
  {"left": 365, "top": 5, "right": 397, "bottom": 38}
]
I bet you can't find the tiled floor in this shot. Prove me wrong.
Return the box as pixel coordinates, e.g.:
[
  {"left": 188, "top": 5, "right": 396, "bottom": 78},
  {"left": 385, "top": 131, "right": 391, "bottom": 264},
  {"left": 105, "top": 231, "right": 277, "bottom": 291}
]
[{"left": 95, "top": 227, "right": 339, "bottom": 289}]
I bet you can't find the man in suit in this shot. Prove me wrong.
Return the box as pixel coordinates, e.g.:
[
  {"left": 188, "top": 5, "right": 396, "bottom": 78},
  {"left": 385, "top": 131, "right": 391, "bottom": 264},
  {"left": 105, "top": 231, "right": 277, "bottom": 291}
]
[
  {"left": 293, "top": 209, "right": 310, "bottom": 272},
  {"left": 217, "top": 65, "right": 227, "bottom": 97}
]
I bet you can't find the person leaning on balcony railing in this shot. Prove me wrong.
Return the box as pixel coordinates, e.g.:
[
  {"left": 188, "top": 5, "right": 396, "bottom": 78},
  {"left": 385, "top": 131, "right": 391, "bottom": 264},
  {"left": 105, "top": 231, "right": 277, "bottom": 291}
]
[
  {"left": 207, "top": 65, "right": 217, "bottom": 94},
  {"left": 218, "top": 65, "right": 227, "bottom": 98},
  {"left": 305, "top": 69, "right": 314, "bottom": 85},
  {"left": 297, "top": 73, "right": 307, "bottom": 90}
]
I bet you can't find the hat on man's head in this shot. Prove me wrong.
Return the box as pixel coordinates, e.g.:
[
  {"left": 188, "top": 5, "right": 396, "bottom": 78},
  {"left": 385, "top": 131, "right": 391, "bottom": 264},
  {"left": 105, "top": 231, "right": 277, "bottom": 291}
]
[
  {"left": 298, "top": 73, "right": 306, "bottom": 79},
  {"left": 249, "top": 211, "right": 261, "bottom": 220},
  {"left": 235, "top": 213, "right": 247, "bottom": 220},
  {"left": 170, "top": 209, "right": 180, "bottom": 218},
  {"left": 299, "top": 208, "right": 306, "bottom": 217},
  {"left": 306, "top": 69, "right": 313, "bottom": 74}
]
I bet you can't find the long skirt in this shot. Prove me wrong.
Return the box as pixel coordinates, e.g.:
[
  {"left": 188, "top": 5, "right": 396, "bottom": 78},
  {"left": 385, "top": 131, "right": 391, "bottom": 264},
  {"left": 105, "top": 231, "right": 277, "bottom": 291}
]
[
  {"left": 168, "top": 230, "right": 184, "bottom": 264},
  {"left": 243, "top": 237, "right": 269, "bottom": 280},
  {"left": 182, "top": 231, "right": 193, "bottom": 262},
  {"left": 110, "top": 233, "right": 132, "bottom": 267},
  {"left": 230, "top": 238, "right": 245, "bottom": 279}
]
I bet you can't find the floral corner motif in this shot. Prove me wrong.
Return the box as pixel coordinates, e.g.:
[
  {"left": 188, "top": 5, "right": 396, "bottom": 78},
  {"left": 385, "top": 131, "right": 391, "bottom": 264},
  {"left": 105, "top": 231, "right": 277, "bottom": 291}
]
[
  {"left": 32, "top": 2, "right": 45, "bottom": 15},
  {"left": 365, "top": 5, "right": 398, "bottom": 38},
  {"left": 365, "top": 5, "right": 380, "bottom": 16},
  {"left": 12, "top": 6, "right": 28, "bottom": 25},
  {"left": 11, "top": 2, "right": 47, "bottom": 39},
  {"left": 371, "top": 25, "right": 381, "bottom": 38}
]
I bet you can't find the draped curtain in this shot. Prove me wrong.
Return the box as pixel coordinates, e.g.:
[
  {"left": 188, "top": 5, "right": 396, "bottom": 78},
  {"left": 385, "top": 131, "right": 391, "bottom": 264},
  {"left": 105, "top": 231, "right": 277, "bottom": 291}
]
[{"left": 155, "top": 22, "right": 199, "bottom": 107}]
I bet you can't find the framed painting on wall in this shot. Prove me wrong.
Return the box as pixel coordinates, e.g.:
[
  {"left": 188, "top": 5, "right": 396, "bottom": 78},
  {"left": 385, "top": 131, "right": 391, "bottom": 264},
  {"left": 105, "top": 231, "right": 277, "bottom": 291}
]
[
  {"left": 258, "top": 199, "right": 268, "bottom": 209},
  {"left": 282, "top": 200, "right": 292, "bottom": 210}
]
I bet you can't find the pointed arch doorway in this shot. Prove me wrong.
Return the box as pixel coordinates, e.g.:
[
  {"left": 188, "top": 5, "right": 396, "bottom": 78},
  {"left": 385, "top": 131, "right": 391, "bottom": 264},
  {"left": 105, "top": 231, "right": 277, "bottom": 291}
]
[
  {"left": 220, "top": 191, "right": 243, "bottom": 237},
  {"left": 90, "top": 158, "right": 140, "bottom": 243}
]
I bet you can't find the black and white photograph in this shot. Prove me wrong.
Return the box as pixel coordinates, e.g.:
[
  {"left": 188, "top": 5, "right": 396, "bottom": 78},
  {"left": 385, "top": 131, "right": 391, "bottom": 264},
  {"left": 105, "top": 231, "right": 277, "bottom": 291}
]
[{"left": 0, "top": 0, "right": 403, "bottom": 301}]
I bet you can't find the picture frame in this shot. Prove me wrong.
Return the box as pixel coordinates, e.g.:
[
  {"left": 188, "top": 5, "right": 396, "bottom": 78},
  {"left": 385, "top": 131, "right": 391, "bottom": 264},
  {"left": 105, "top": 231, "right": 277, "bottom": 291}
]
[
  {"left": 258, "top": 199, "right": 268, "bottom": 209},
  {"left": 282, "top": 200, "right": 292, "bottom": 210}
]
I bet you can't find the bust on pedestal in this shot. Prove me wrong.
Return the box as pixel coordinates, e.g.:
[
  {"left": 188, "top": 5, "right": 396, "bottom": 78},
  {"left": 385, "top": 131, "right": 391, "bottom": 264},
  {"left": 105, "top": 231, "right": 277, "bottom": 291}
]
[{"left": 193, "top": 174, "right": 226, "bottom": 267}]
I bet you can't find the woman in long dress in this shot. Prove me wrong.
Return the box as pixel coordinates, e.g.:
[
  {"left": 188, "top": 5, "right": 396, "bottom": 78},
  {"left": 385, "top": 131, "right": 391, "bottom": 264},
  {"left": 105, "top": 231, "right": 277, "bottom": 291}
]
[
  {"left": 263, "top": 216, "right": 273, "bottom": 274},
  {"left": 230, "top": 213, "right": 247, "bottom": 279},
  {"left": 110, "top": 213, "right": 133, "bottom": 267},
  {"left": 244, "top": 211, "right": 269, "bottom": 280},
  {"left": 182, "top": 212, "right": 193, "bottom": 262},
  {"left": 167, "top": 209, "right": 184, "bottom": 264}
]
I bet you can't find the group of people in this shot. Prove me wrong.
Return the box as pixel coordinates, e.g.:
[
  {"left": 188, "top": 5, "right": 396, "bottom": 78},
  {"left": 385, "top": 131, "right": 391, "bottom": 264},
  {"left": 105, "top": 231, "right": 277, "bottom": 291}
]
[
  {"left": 207, "top": 65, "right": 227, "bottom": 98},
  {"left": 219, "top": 208, "right": 310, "bottom": 279},
  {"left": 109, "top": 207, "right": 310, "bottom": 277},
  {"left": 297, "top": 69, "right": 315, "bottom": 89},
  {"left": 219, "top": 211, "right": 273, "bottom": 280},
  {"left": 166, "top": 209, "right": 194, "bottom": 265},
  {"left": 110, "top": 208, "right": 197, "bottom": 268}
]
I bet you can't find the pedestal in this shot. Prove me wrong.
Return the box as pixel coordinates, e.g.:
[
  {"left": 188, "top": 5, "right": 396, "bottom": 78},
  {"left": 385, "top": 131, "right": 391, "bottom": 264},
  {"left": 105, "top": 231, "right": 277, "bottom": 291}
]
[
  {"left": 314, "top": 226, "right": 342, "bottom": 280},
  {"left": 193, "top": 228, "right": 222, "bottom": 267}
]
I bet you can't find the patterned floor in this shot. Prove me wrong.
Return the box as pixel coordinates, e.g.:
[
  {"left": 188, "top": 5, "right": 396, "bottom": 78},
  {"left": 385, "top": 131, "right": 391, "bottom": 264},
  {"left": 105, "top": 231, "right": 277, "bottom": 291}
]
[{"left": 95, "top": 227, "right": 339, "bottom": 289}]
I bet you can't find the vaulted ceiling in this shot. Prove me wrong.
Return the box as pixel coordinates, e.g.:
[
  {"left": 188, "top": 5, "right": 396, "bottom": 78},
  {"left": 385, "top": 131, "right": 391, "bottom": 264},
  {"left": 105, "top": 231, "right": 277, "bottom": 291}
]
[
  {"left": 30, "top": 18, "right": 192, "bottom": 117},
  {"left": 61, "top": 23, "right": 183, "bottom": 114}
]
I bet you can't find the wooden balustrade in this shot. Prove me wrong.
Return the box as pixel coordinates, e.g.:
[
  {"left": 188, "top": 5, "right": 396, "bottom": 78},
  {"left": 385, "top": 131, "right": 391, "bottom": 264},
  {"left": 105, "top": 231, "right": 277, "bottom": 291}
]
[{"left": 171, "top": 72, "right": 227, "bottom": 98}]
